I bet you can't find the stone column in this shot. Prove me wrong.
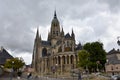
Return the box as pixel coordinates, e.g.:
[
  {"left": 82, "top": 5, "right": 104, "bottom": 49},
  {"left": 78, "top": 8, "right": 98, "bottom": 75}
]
[
  {"left": 60, "top": 55, "right": 63, "bottom": 74},
  {"left": 73, "top": 55, "right": 76, "bottom": 68},
  {"left": 45, "top": 58, "right": 47, "bottom": 73},
  {"left": 39, "top": 59, "right": 41, "bottom": 73},
  {"left": 69, "top": 55, "right": 71, "bottom": 64},
  {"left": 51, "top": 56, "right": 54, "bottom": 67},
  {"left": 65, "top": 55, "right": 67, "bottom": 64},
  {"left": 62, "top": 45, "right": 64, "bottom": 52},
  {"left": 41, "top": 59, "right": 43, "bottom": 74},
  {"left": 56, "top": 56, "right": 58, "bottom": 65}
]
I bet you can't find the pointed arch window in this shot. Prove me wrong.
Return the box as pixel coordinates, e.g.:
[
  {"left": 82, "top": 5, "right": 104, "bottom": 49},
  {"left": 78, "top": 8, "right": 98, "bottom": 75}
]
[
  {"left": 54, "top": 23, "right": 56, "bottom": 26},
  {"left": 42, "top": 48, "right": 47, "bottom": 57},
  {"left": 56, "top": 31, "right": 58, "bottom": 36},
  {"left": 53, "top": 31, "right": 55, "bottom": 34},
  {"left": 67, "top": 41, "right": 69, "bottom": 47}
]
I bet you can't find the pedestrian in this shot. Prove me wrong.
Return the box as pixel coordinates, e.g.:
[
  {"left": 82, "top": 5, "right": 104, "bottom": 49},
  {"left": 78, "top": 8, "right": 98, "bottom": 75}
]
[
  {"left": 17, "top": 71, "right": 22, "bottom": 79},
  {"left": 27, "top": 72, "right": 32, "bottom": 80}
]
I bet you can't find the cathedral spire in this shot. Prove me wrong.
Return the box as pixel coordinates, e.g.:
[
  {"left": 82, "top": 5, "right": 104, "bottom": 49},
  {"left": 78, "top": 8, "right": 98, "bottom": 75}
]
[
  {"left": 61, "top": 26, "right": 64, "bottom": 37},
  {"left": 72, "top": 28, "right": 74, "bottom": 34},
  {"left": 48, "top": 30, "right": 51, "bottom": 41},
  {"left": 54, "top": 10, "right": 57, "bottom": 18},
  {"left": 61, "top": 27, "right": 64, "bottom": 32},
  {"left": 71, "top": 28, "right": 75, "bottom": 40},
  {"left": 36, "top": 28, "right": 39, "bottom": 39},
  {"left": 39, "top": 34, "right": 41, "bottom": 41}
]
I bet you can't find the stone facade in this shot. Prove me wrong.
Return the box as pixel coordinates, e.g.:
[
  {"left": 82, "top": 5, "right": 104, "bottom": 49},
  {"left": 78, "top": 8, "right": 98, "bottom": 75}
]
[
  {"left": 105, "top": 48, "right": 120, "bottom": 75},
  {"left": 31, "top": 11, "right": 82, "bottom": 75}
]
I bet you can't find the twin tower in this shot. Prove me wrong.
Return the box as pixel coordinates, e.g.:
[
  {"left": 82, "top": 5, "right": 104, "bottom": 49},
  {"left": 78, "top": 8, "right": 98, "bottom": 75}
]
[{"left": 32, "top": 11, "right": 82, "bottom": 75}]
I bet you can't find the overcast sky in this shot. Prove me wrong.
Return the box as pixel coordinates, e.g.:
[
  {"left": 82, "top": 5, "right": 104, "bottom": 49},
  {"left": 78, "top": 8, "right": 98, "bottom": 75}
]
[{"left": 0, "top": 0, "right": 120, "bottom": 64}]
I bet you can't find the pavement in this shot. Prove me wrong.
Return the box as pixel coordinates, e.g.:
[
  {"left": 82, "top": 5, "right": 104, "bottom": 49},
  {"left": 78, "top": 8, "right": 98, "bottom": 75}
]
[{"left": 0, "top": 72, "right": 111, "bottom": 80}]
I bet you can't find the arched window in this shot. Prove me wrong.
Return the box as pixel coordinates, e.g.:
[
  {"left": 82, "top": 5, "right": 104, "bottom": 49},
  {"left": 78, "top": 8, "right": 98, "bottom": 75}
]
[
  {"left": 111, "top": 66, "right": 113, "bottom": 70},
  {"left": 58, "top": 46, "right": 62, "bottom": 52},
  {"left": 62, "top": 56, "right": 65, "bottom": 64},
  {"left": 58, "top": 56, "right": 61, "bottom": 64},
  {"left": 70, "top": 55, "right": 74, "bottom": 64},
  {"left": 67, "top": 56, "right": 69, "bottom": 64},
  {"left": 67, "top": 41, "right": 69, "bottom": 47},
  {"left": 53, "top": 31, "right": 55, "bottom": 34},
  {"left": 56, "top": 31, "right": 58, "bottom": 36},
  {"left": 42, "top": 48, "right": 47, "bottom": 57}
]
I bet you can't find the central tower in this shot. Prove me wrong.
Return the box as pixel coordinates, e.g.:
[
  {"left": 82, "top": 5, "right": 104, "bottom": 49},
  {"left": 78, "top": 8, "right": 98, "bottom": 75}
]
[{"left": 50, "top": 11, "right": 60, "bottom": 39}]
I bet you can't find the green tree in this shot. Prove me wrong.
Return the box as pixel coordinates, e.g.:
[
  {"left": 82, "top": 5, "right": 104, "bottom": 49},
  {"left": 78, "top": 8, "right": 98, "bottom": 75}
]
[
  {"left": 4, "top": 57, "right": 25, "bottom": 71},
  {"left": 83, "top": 41, "right": 106, "bottom": 72},
  {"left": 78, "top": 50, "right": 90, "bottom": 69}
]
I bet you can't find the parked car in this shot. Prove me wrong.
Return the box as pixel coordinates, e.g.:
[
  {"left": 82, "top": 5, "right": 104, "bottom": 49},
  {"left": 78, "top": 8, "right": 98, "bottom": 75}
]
[{"left": 111, "top": 75, "right": 120, "bottom": 80}]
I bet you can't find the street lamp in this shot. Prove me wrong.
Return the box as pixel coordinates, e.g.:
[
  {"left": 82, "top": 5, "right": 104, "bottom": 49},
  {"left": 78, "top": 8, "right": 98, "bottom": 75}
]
[
  {"left": 10, "top": 61, "right": 14, "bottom": 80},
  {"left": 117, "top": 36, "right": 120, "bottom": 46}
]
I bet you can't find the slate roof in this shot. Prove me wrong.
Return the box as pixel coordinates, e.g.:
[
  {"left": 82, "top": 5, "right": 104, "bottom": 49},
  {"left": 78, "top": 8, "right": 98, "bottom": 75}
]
[
  {"left": 108, "top": 55, "right": 120, "bottom": 64},
  {"left": 0, "top": 47, "right": 13, "bottom": 65},
  {"left": 107, "top": 48, "right": 120, "bottom": 64},
  {"left": 64, "top": 33, "right": 71, "bottom": 39},
  {"left": 76, "top": 43, "right": 82, "bottom": 50},
  {"left": 41, "top": 41, "right": 51, "bottom": 46},
  {"left": 107, "top": 48, "right": 120, "bottom": 55}
]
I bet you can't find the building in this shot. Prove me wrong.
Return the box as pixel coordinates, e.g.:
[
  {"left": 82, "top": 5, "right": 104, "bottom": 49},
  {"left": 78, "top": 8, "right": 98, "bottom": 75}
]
[
  {"left": 105, "top": 48, "right": 120, "bottom": 75},
  {"left": 32, "top": 11, "right": 82, "bottom": 75},
  {"left": 0, "top": 47, "right": 13, "bottom": 65},
  {"left": 0, "top": 47, "right": 13, "bottom": 75}
]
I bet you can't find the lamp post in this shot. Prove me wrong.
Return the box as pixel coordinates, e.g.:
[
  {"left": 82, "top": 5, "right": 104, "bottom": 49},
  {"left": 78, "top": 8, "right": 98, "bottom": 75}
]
[
  {"left": 117, "top": 36, "right": 120, "bottom": 46},
  {"left": 10, "top": 61, "right": 14, "bottom": 80}
]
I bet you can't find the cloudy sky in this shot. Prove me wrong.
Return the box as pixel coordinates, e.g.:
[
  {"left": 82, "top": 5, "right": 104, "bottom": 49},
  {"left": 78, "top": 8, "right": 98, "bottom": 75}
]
[{"left": 0, "top": 0, "right": 120, "bottom": 64}]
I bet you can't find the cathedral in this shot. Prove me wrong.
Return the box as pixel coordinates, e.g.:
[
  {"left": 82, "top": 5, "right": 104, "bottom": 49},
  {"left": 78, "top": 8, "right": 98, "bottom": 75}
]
[{"left": 32, "top": 11, "right": 82, "bottom": 75}]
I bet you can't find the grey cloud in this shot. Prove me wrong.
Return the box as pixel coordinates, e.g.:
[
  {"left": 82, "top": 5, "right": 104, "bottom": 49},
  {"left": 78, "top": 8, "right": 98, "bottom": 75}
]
[
  {"left": 98, "top": 0, "right": 120, "bottom": 13},
  {"left": 0, "top": 0, "right": 120, "bottom": 64}
]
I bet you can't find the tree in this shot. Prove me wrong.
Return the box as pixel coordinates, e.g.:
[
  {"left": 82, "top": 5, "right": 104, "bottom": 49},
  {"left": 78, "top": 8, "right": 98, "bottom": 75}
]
[
  {"left": 83, "top": 41, "right": 106, "bottom": 72},
  {"left": 78, "top": 50, "right": 90, "bottom": 69},
  {"left": 4, "top": 57, "right": 25, "bottom": 71}
]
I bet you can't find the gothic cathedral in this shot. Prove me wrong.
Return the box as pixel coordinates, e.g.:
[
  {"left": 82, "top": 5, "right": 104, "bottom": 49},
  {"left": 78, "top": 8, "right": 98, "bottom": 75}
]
[{"left": 32, "top": 11, "right": 82, "bottom": 75}]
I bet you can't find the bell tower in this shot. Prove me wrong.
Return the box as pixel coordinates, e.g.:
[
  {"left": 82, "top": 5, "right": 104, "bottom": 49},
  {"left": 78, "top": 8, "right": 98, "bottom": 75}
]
[{"left": 50, "top": 11, "right": 60, "bottom": 39}]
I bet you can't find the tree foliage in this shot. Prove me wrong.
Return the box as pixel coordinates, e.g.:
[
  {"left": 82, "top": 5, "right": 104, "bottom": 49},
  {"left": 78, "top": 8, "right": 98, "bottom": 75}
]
[
  {"left": 4, "top": 57, "right": 25, "bottom": 71},
  {"left": 83, "top": 41, "right": 106, "bottom": 72},
  {"left": 78, "top": 50, "right": 90, "bottom": 69}
]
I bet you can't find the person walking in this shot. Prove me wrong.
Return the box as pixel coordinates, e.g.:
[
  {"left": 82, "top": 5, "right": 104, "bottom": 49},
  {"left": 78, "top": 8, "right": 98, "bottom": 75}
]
[
  {"left": 17, "top": 71, "right": 22, "bottom": 79},
  {"left": 27, "top": 72, "right": 32, "bottom": 80}
]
